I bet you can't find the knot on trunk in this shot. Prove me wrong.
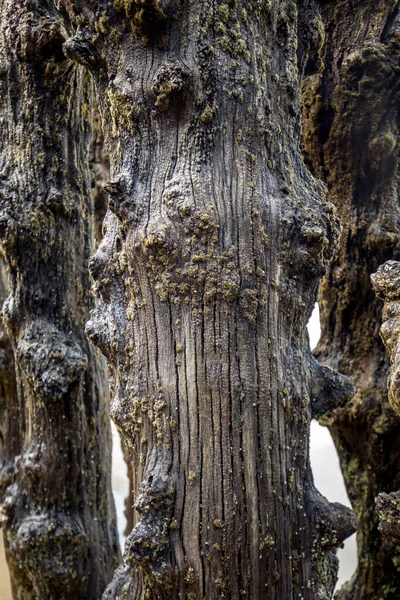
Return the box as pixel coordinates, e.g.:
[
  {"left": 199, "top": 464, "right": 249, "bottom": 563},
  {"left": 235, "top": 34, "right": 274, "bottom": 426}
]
[
  {"left": 104, "top": 174, "right": 136, "bottom": 223},
  {"left": 309, "top": 357, "right": 355, "bottom": 419},
  {"left": 17, "top": 321, "right": 87, "bottom": 402},
  {"left": 85, "top": 301, "right": 127, "bottom": 359},
  {"left": 372, "top": 260, "right": 400, "bottom": 301},
  {"left": 366, "top": 220, "right": 400, "bottom": 250},
  {"left": 371, "top": 261, "right": 400, "bottom": 415},
  {"left": 285, "top": 200, "right": 340, "bottom": 278},
  {"left": 86, "top": 215, "right": 128, "bottom": 358},
  {"left": 151, "top": 61, "right": 190, "bottom": 112},
  {"left": 63, "top": 29, "right": 99, "bottom": 69},
  {"left": 376, "top": 491, "right": 400, "bottom": 544},
  {"left": 300, "top": 202, "right": 340, "bottom": 274},
  {"left": 10, "top": 512, "right": 89, "bottom": 596},
  {"left": 0, "top": 461, "right": 14, "bottom": 499},
  {"left": 124, "top": 472, "right": 174, "bottom": 587},
  {"left": 0, "top": 211, "right": 18, "bottom": 254},
  {"left": 0, "top": 481, "right": 18, "bottom": 526},
  {"left": 15, "top": 512, "right": 86, "bottom": 551}
]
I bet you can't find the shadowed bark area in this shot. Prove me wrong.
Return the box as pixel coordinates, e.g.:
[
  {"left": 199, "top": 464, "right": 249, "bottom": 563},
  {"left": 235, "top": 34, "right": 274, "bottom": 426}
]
[
  {"left": 90, "top": 100, "right": 110, "bottom": 247},
  {"left": 302, "top": 1, "right": 400, "bottom": 598},
  {"left": 56, "top": 0, "right": 355, "bottom": 598},
  {"left": 0, "top": 1, "right": 120, "bottom": 597},
  {"left": 0, "top": 261, "right": 22, "bottom": 597}
]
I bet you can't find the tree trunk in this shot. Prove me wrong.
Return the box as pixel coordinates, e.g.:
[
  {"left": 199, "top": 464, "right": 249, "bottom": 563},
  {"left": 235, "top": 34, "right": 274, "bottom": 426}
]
[
  {"left": 0, "top": 2, "right": 120, "bottom": 598},
  {"left": 0, "top": 261, "right": 22, "bottom": 597},
  {"left": 89, "top": 102, "right": 136, "bottom": 537},
  {"left": 55, "top": 1, "right": 356, "bottom": 598},
  {"left": 90, "top": 99, "right": 110, "bottom": 247},
  {"left": 372, "top": 261, "right": 400, "bottom": 547},
  {"left": 301, "top": 1, "right": 400, "bottom": 598}
]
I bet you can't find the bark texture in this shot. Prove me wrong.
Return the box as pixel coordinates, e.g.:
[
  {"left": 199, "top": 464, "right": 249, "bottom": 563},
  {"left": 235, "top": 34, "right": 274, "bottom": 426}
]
[
  {"left": 89, "top": 103, "right": 136, "bottom": 537},
  {"left": 55, "top": 0, "right": 355, "bottom": 598},
  {"left": 0, "top": 261, "right": 21, "bottom": 597},
  {"left": 302, "top": 1, "right": 400, "bottom": 598},
  {"left": 372, "top": 261, "right": 400, "bottom": 417},
  {"left": 372, "top": 261, "right": 400, "bottom": 547},
  {"left": 0, "top": 2, "right": 120, "bottom": 597},
  {"left": 90, "top": 99, "right": 110, "bottom": 246}
]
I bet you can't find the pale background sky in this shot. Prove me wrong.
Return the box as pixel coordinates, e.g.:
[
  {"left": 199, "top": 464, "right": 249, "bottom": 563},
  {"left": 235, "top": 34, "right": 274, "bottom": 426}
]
[
  {"left": 0, "top": 304, "right": 357, "bottom": 598},
  {"left": 308, "top": 304, "right": 357, "bottom": 587}
]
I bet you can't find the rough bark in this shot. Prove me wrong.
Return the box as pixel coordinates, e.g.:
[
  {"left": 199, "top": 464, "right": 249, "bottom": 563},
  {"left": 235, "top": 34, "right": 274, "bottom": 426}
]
[
  {"left": 53, "top": 0, "right": 355, "bottom": 598},
  {"left": 0, "top": 2, "right": 120, "bottom": 597},
  {"left": 89, "top": 104, "right": 135, "bottom": 536},
  {"left": 123, "top": 440, "right": 135, "bottom": 537},
  {"left": 372, "top": 261, "right": 400, "bottom": 417},
  {"left": 90, "top": 99, "right": 110, "bottom": 246},
  {"left": 0, "top": 261, "right": 21, "bottom": 597},
  {"left": 301, "top": 1, "right": 400, "bottom": 598},
  {"left": 371, "top": 261, "right": 400, "bottom": 547}
]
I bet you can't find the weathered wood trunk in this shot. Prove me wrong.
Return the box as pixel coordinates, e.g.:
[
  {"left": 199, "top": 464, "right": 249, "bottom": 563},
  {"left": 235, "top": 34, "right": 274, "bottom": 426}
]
[
  {"left": 89, "top": 102, "right": 136, "bottom": 537},
  {"left": 0, "top": 1, "right": 120, "bottom": 597},
  {"left": 372, "top": 261, "right": 400, "bottom": 547},
  {"left": 90, "top": 100, "right": 110, "bottom": 247},
  {"left": 0, "top": 262, "right": 21, "bottom": 597},
  {"left": 53, "top": 1, "right": 356, "bottom": 598},
  {"left": 301, "top": 1, "right": 400, "bottom": 598}
]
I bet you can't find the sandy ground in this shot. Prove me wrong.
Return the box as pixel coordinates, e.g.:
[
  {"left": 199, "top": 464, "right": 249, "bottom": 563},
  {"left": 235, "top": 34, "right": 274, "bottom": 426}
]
[
  {"left": 0, "top": 307, "right": 357, "bottom": 596},
  {"left": 0, "top": 534, "right": 12, "bottom": 599}
]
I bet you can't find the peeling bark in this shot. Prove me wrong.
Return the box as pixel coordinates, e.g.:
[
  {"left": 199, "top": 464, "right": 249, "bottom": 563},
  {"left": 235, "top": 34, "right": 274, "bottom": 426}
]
[
  {"left": 0, "top": 2, "right": 120, "bottom": 598},
  {"left": 302, "top": 1, "right": 400, "bottom": 598},
  {"left": 49, "top": 0, "right": 356, "bottom": 597}
]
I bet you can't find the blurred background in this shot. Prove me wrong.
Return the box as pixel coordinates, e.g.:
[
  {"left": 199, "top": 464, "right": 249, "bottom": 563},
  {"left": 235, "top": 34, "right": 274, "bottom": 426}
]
[{"left": 0, "top": 304, "right": 357, "bottom": 597}]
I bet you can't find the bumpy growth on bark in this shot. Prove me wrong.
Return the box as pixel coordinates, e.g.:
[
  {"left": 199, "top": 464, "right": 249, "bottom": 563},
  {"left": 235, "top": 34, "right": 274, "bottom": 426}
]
[
  {"left": 372, "top": 261, "right": 400, "bottom": 418},
  {"left": 0, "top": 2, "right": 120, "bottom": 598},
  {"left": 89, "top": 102, "right": 136, "bottom": 536},
  {"left": 372, "top": 261, "right": 400, "bottom": 547},
  {"left": 302, "top": 1, "right": 400, "bottom": 598},
  {"left": 46, "top": 0, "right": 357, "bottom": 598}
]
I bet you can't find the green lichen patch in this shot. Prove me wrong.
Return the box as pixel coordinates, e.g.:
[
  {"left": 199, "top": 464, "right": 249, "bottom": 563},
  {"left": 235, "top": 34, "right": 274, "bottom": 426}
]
[
  {"left": 106, "top": 88, "right": 142, "bottom": 136},
  {"left": 200, "top": 102, "right": 216, "bottom": 124},
  {"left": 214, "top": 1, "right": 251, "bottom": 64},
  {"left": 239, "top": 288, "right": 265, "bottom": 326},
  {"left": 112, "top": 391, "right": 168, "bottom": 449},
  {"left": 140, "top": 208, "right": 268, "bottom": 324}
]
